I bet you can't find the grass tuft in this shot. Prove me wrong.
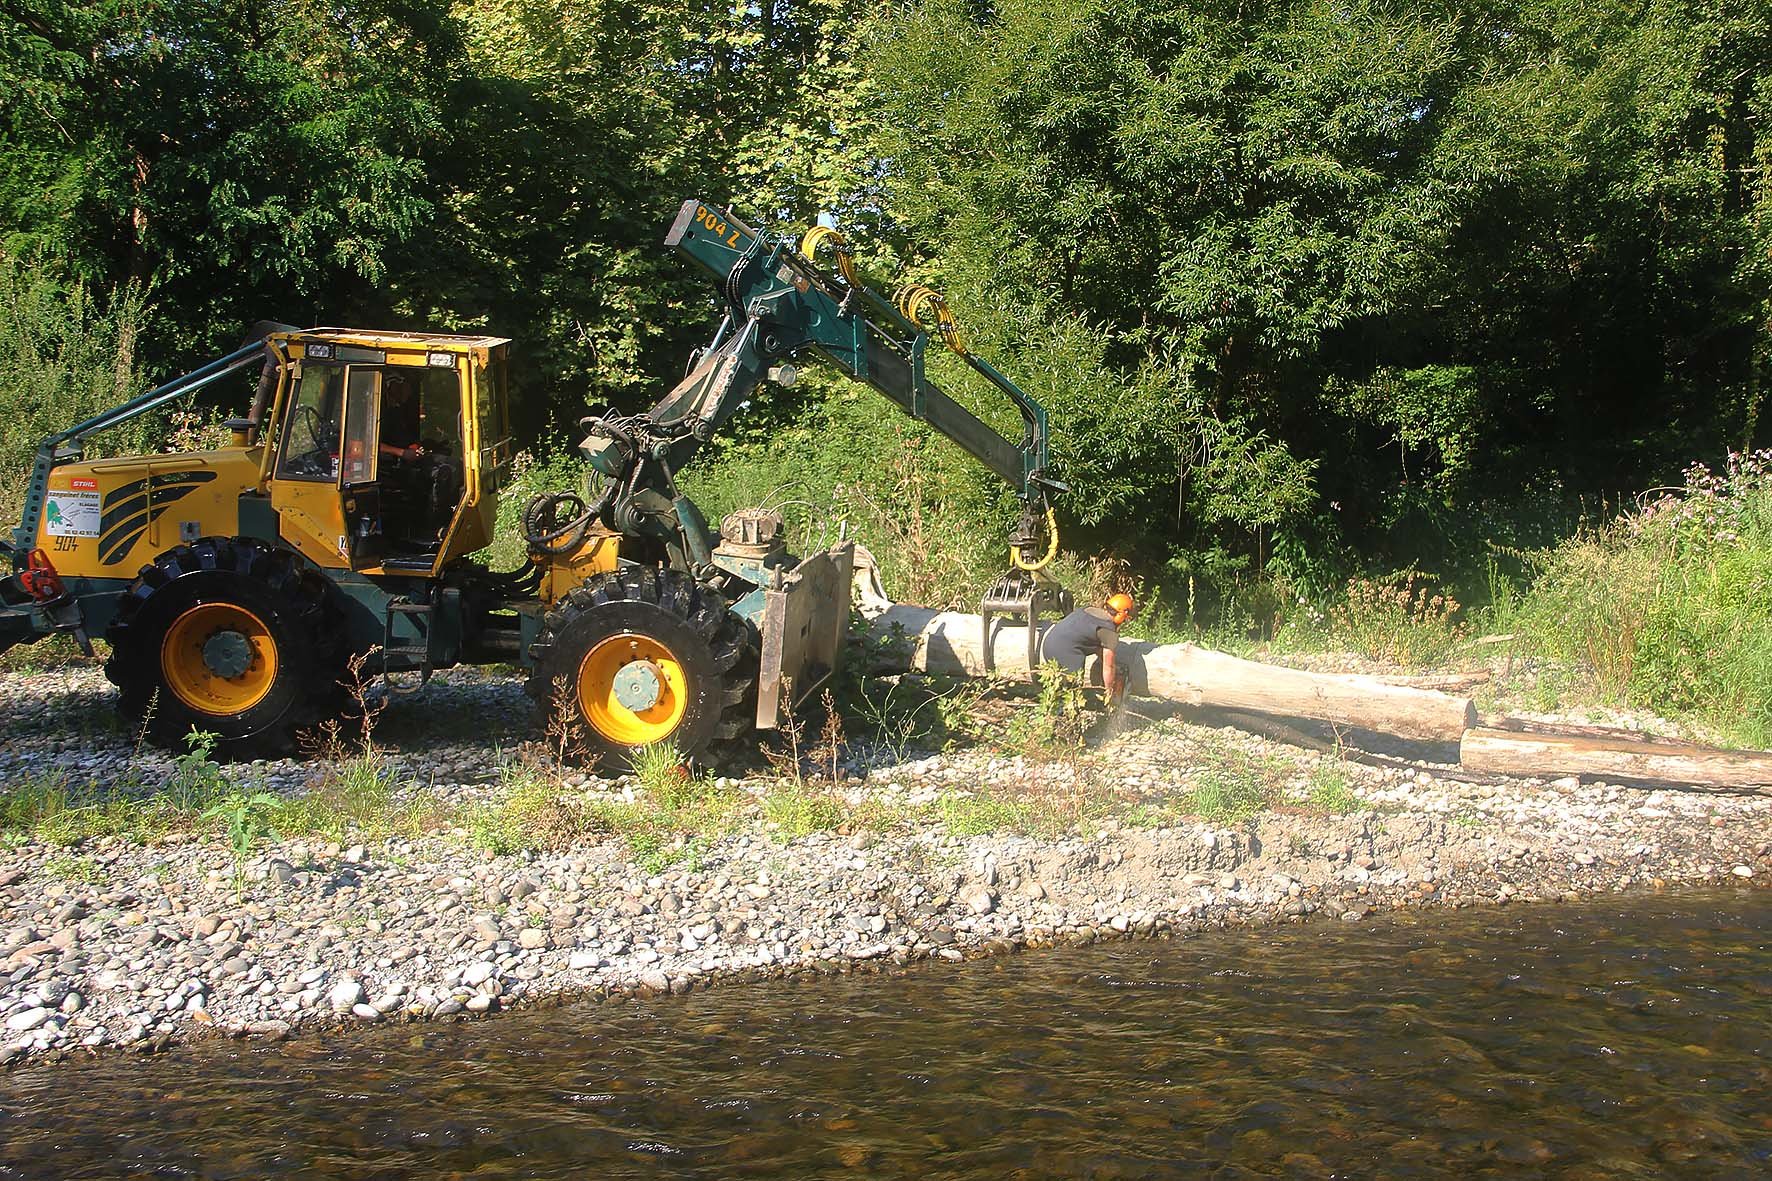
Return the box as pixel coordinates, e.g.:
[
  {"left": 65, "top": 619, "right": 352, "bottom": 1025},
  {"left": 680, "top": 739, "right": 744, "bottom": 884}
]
[{"left": 1304, "top": 759, "right": 1361, "bottom": 814}]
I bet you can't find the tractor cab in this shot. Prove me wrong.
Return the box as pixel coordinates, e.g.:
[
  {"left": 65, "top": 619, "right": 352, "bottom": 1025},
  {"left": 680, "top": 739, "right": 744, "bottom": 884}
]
[{"left": 262, "top": 330, "right": 512, "bottom": 574}]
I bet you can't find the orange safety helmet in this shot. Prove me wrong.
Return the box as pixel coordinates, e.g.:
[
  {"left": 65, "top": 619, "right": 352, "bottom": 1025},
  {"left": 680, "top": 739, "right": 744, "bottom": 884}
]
[{"left": 1106, "top": 592, "right": 1136, "bottom": 622}]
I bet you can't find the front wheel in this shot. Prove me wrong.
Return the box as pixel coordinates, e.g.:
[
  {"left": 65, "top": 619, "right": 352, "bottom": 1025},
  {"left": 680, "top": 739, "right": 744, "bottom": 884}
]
[
  {"left": 106, "top": 538, "right": 343, "bottom": 757},
  {"left": 528, "top": 567, "right": 754, "bottom": 766}
]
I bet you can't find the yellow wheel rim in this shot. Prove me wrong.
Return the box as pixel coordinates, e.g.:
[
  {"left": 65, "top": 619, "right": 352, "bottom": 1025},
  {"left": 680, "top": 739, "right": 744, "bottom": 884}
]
[
  {"left": 578, "top": 633, "right": 689, "bottom": 747},
  {"left": 160, "top": 602, "right": 279, "bottom": 716}
]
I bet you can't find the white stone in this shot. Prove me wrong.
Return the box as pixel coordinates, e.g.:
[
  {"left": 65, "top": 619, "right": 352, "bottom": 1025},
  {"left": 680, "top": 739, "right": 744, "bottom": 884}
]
[
  {"left": 328, "top": 979, "right": 365, "bottom": 1012},
  {"left": 4, "top": 1008, "right": 50, "bottom": 1033},
  {"left": 959, "top": 885, "right": 996, "bottom": 915}
]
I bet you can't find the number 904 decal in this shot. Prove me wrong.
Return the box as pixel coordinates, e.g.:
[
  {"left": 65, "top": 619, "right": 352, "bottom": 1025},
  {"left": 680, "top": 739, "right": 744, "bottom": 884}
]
[{"left": 694, "top": 204, "right": 744, "bottom": 249}]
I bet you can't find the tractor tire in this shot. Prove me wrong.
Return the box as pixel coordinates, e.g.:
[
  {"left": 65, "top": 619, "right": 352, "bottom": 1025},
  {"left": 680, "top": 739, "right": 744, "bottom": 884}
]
[
  {"left": 528, "top": 566, "right": 755, "bottom": 767},
  {"left": 106, "top": 537, "right": 344, "bottom": 758}
]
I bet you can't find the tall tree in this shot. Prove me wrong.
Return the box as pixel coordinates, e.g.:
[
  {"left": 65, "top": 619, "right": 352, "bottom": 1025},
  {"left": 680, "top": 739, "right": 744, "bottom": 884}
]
[
  {"left": 864, "top": 0, "right": 1772, "bottom": 586},
  {"left": 1, "top": 1, "right": 456, "bottom": 366}
]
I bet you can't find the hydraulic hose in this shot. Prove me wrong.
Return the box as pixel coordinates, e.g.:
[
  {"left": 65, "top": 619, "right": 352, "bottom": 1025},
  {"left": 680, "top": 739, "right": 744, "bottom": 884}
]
[{"left": 522, "top": 491, "right": 596, "bottom": 556}]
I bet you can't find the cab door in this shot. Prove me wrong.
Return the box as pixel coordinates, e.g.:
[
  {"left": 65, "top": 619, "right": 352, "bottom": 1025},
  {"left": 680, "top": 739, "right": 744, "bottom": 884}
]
[
  {"left": 338, "top": 368, "right": 385, "bottom": 568},
  {"left": 269, "top": 361, "right": 350, "bottom": 567}
]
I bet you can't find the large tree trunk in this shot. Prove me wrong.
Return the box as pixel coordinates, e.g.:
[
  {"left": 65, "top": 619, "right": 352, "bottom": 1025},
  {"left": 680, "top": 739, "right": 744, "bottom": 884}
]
[
  {"left": 867, "top": 606, "right": 1477, "bottom": 743},
  {"left": 1460, "top": 724, "right": 1772, "bottom": 789}
]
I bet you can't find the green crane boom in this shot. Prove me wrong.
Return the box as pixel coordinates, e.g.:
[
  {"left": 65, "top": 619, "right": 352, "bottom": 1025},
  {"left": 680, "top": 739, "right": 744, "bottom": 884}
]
[{"left": 577, "top": 199, "right": 1065, "bottom": 575}]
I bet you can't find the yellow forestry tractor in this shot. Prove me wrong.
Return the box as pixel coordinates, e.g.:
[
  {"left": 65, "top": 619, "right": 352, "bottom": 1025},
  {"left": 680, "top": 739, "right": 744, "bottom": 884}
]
[{"left": 0, "top": 199, "right": 1068, "bottom": 763}]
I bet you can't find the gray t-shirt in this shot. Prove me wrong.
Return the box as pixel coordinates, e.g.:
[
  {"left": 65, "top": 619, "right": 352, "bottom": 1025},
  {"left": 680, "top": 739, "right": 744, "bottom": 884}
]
[{"left": 1041, "top": 607, "right": 1119, "bottom": 673}]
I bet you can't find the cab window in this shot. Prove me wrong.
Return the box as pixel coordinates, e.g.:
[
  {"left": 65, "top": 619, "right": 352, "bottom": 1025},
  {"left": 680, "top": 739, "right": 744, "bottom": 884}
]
[
  {"left": 277, "top": 367, "right": 344, "bottom": 481},
  {"left": 339, "top": 369, "right": 381, "bottom": 486}
]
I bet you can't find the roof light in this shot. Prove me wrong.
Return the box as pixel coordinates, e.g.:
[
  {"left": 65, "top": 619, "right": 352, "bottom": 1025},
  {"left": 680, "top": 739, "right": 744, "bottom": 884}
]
[
  {"left": 427, "top": 352, "right": 456, "bottom": 368},
  {"left": 305, "top": 342, "right": 333, "bottom": 360}
]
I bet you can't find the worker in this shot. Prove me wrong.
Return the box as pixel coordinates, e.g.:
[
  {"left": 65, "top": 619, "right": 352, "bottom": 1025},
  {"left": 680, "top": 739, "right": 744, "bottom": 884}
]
[
  {"left": 379, "top": 372, "right": 423, "bottom": 461},
  {"left": 1042, "top": 592, "right": 1136, "bottom": 702}
]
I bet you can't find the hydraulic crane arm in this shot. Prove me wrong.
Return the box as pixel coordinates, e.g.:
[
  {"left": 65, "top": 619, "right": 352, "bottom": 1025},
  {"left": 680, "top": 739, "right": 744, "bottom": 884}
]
[{"left": 577, "top": 199, "right": 1064, "bottom": 573}]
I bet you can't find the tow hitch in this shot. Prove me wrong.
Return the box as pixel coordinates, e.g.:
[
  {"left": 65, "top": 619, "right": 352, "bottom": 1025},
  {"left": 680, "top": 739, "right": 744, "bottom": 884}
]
[{"left": 14, "top": 549, "right": 94, "bottom": 656}]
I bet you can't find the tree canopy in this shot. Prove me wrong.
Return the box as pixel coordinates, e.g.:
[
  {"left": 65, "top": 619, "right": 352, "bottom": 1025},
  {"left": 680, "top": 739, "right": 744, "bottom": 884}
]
[{"left": 2, "top": 0, "right": 1767, "bottom": 614}]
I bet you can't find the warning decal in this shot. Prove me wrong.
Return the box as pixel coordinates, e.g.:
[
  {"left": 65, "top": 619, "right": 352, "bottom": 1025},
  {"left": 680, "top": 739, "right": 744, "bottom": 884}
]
[{"left": 45, "top": 489, "right": 100, "bottom": 538}]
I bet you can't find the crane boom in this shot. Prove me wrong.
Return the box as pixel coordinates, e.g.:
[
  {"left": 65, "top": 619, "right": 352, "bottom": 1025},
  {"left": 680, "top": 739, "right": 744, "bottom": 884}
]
[{"left": 657, "top": 199, "right": 1062, "bottom": 505}]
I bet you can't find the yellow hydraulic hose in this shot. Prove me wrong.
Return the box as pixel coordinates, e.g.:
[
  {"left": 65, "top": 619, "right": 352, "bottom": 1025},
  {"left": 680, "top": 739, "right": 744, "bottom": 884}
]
[
  {"left": 800, "top": 226, "right": 859, "bottom": 287},
  {"left": 894, "top": 284, "right": 968, "bottom": 356}
]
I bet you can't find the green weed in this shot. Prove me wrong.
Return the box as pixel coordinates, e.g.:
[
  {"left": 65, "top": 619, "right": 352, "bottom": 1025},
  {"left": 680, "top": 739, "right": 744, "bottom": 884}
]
[
  {"left": 164, "top": 729, "right": 231, "bottom": 810},
  {"left": 0, "top": 769, "right": 184, "bottom": 846},
  {"left": 42, "top": 853, "right": 102, "bottom": 883},
  {"left": 1304, "top": 759, "right": 1361, "bottom": 814},
  {"left": 464, "top": 760, "right": 597, "bottom": 855},
  {"left": 762, "top": 781, "right": 845, "bottom": 842},
  {"left": 630, "top": 741, "right": 700, "bottom": 808},
  {"left": 935, "top": 787, "right": 1085, "bottom": 837},
  {"left": 201, "top": 788, "right": 282, "bottom": 898},
  {"left": 1181, "top": 769, "right": 1275, "bottom": 823}
]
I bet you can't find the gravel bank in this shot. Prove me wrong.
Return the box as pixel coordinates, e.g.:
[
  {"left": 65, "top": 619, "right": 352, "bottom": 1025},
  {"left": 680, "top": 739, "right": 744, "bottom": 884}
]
[{"left": 3, "top": 665, "right": 1767, "bottom": 1069}]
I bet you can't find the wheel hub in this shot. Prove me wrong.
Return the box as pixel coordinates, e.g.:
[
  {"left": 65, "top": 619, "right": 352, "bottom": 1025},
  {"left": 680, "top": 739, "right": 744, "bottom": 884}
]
[
  {"left": 160, "top": 601, "right": 279, "bottom": 716},
  {"left": 612, "top": 660, "right": 664, "bottom": 711},
  {"left": 201, "top": 629, "right": 255, "bottom": 679},
  {"left": 577, "top": 633, "right": 688, "bottom": 746}
]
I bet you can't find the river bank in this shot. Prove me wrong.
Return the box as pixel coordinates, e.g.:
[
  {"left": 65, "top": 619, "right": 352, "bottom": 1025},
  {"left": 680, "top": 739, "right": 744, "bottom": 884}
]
[{"left": 2, "top": 665, "right": 1767, "bottom": 1069}]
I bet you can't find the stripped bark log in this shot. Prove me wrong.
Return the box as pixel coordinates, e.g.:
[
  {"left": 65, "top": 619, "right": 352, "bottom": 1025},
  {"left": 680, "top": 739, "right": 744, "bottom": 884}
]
[
  {"left": 867, "top": 606, "right": 1477, "bottom": 743},
  {"left": 1460, "top": 725, "right": 1772, "bottom": 789}
]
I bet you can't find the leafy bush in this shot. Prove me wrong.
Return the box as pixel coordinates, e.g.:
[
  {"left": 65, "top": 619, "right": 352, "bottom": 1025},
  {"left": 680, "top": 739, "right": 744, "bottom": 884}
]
[
  {"left": 682, "top": 377, "right": 1007, "bottom": 609},
  {"left": 0, "top": 255, "right": 149, "bottom": 520},
  {"left": 1320, "top": 572, "right": 1466, "bottom": 667},
  {"left": 1514, "top": 451, "right": 1772, "bottom": 745}
]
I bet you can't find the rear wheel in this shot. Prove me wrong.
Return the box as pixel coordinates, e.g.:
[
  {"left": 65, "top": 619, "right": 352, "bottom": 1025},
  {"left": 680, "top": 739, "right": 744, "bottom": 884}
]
[
  {"left": 528, "top": 567, "right": 754, "bottom": 766},
  {"left": 106, "top": 538, "right": 344, "bottom": 757}
]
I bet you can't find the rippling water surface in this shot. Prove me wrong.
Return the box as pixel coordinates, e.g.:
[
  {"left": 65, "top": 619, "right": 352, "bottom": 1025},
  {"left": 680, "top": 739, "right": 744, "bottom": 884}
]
[{"left": 2, "top": 891, "right": 1768, "bottom": 1179}]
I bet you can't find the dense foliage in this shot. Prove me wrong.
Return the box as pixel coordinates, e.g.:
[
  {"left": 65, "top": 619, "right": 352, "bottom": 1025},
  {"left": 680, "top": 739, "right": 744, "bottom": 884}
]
[{"left": 3, "top": 0, "right": 1768, "bottom": 621}]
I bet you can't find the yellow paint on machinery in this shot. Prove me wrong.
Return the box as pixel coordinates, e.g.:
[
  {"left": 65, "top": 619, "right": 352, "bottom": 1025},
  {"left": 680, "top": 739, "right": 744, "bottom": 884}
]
[
  {"left": 36, "top": 329, "right": 519, "bottom": 579},
  {"left": 36, "top": 449, "right": 264, "bottom": 579},
  {"left": 537, "top": 531, "right": 622, "bottom": 604}
]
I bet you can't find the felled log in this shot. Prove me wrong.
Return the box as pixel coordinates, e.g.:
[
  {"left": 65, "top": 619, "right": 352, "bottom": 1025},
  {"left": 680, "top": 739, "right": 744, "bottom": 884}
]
[
  {"left": 1461, "top": 722, "right": 1772, "bottom": 789},
  {"left": 867, "top": 606, "right": 1477, "bottom": 743},
  {"left": 1370, "top": 671, "right": 1493, "bottom": 693}
]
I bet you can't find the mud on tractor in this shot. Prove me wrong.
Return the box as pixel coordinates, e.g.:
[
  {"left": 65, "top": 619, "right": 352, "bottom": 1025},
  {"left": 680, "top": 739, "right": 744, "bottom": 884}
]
[{"left": 0, "top": 199, "right": 1068, "bottom": 765}]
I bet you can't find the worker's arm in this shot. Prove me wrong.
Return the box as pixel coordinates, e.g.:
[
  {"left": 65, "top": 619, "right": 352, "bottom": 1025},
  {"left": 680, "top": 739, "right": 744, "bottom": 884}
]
[{"left": 1102, "top": 644, "right": 1123, "bottom": 702}]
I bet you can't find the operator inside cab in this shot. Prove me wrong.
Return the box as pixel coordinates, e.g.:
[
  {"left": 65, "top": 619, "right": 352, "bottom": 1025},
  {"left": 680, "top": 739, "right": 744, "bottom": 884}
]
[
  {"left": 377, "top": 368, "right": 465, "bottom": 553},
  {"left": 379, "top": 371, "right": 423, "bottom": 461},
  {"left": 1042, "top": 592, "right": 1136, "bottom": 702}
]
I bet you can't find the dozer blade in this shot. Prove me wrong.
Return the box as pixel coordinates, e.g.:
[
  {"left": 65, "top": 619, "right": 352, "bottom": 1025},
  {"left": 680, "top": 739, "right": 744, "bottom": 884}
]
[{"left": 756, "top": 542, "right": 855, "bottom": 729}]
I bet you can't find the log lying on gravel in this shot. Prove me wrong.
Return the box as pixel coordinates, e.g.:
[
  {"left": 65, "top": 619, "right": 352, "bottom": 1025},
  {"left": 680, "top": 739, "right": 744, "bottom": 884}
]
[
  {"left": 867, "top": 606, "right": 1478, "bottom": 743},
  {"left": 1461, "top": 723, "right": 1772, "bottom": 789}
]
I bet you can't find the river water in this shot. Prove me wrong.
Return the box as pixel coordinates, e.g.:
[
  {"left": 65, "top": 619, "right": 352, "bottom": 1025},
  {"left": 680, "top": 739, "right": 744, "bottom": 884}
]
[{"left": 1, "top": 891, "right": 1767, "bottom": 1179}]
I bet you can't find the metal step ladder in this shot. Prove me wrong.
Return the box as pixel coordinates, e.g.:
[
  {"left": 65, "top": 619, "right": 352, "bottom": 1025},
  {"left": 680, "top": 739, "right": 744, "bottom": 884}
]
[{"left": 380, "top": 599, "right": 434, "bottom": 694}]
